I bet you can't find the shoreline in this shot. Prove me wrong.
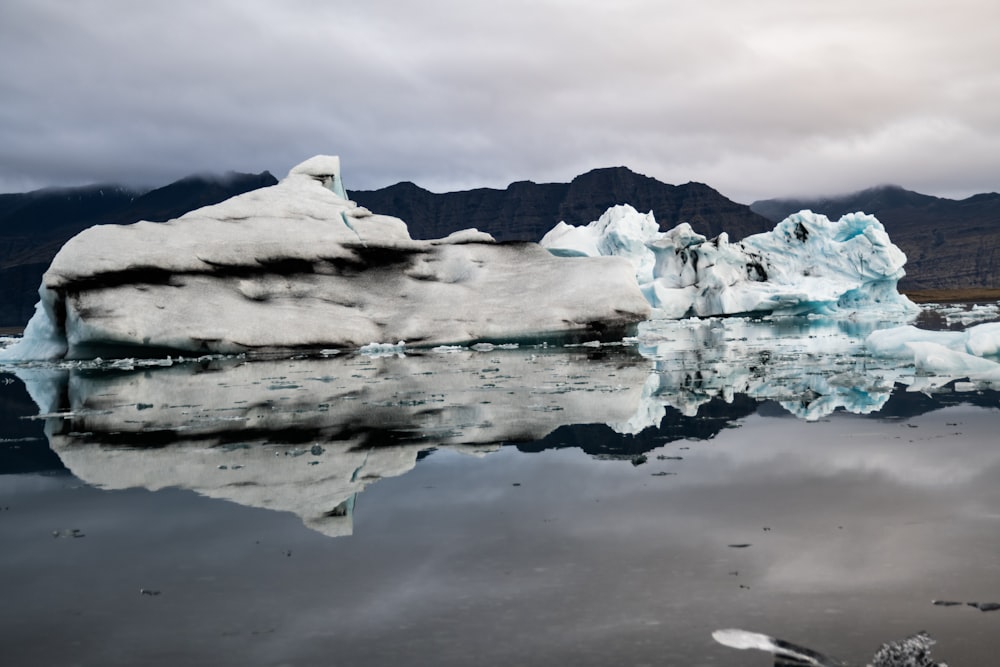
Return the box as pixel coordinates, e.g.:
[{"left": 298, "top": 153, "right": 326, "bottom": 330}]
[{"left": 902, "top": 288, "right": 1000, "bottom": 304}]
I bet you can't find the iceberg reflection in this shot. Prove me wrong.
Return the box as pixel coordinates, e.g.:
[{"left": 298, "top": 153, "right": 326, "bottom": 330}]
[
  {"left": 632, "top": 316, "right": 917, "bottom": 423},
  {"left": 9, "top": 309, "right": 999, "bottom": 537},
  {"left": 27, "top": 348, "right": 650, "bottom": 536}
]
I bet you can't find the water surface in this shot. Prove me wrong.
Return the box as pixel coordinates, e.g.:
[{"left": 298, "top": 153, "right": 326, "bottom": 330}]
[{"left": 2, "top": 306, "right": 1000, "bottom": 666}]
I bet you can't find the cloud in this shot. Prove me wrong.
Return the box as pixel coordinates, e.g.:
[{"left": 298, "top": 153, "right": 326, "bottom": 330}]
[{"left": 1, "top": 0, "right": 998, "bottom": 201}]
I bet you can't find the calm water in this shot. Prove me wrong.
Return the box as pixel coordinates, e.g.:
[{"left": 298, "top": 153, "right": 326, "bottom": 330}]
[{"left": 2, "top": 305, "right": 1000, "bottom": 666}]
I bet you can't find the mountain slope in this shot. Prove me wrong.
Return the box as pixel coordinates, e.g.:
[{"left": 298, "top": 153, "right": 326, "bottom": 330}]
[
  {"left": 352, "top": 166, "right": 773, "bottom": 242},
  {"left": 752, "top": 185, "right": 1000, "bottom": 290}
]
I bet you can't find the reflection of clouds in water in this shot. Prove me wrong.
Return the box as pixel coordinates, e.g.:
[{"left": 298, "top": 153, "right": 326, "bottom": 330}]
[
  {"left": 700, "top": 410, "right": 1000, "bottom": 488},
  {"left": 7, "top": 381, "right": 1000, "bottom": 664},
  {"left": 448, "top": 408, "right": 1000, "bottom": 597},
  {"left": 672, "top": 411, "right": 1000, "bottom": 594}
]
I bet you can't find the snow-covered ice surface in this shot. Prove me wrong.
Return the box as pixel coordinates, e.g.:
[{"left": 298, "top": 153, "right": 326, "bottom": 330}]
[
  {"left": 541, "top": 204, "right": 918, "bottom": 320},
  {"left": 0, "top": 156, "right": 648, "bottom": 361},
  {"left": 866, "top": 319, "right": 1000, "bottom": 388}
]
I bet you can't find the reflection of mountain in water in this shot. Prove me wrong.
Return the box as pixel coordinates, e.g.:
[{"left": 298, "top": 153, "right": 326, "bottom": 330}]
[
  {"left": 876, "top": 385, "right": 1000, "bottom": 420},
  {"left": 0, "top": 371, "right": 64, "bottom": 474},
  {"left": 518, "top": 395, "right": 759, "bottom": 458}
]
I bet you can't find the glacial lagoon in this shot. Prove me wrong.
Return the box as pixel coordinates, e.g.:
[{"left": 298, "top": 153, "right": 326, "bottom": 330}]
[{"left": 3, "top": 305, "right": 1000, "bottom": 666}]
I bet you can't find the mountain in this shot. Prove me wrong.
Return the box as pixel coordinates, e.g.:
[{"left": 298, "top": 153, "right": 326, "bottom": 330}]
[
  {"left": 751, "top": 185, "right": 1000, "bottom": 290},
  {"left": 351, "top": 166, "right": 773, "bottom": 242},
  {"left": 0, "top": 171, "right": 278, "bottom": 326}
]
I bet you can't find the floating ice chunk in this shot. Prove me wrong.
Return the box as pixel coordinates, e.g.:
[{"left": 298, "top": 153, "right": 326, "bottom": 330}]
[
  {"left": 904, "top": 341, "right": 1000, "bottom": 376},
  {"left": 966, "top": 322, "right": 1000, "bottom": 356},
  {"left": 431, "top": 345, "right": 467, "bottom": 353},
  {"left": 430, "top": 228, "right": 496, "bottom": 245},
  {"left": 713, "top": 628, "right": 944, "bottom": 667},
  {"left": 712, "top": 629, "right": 787, "bottom": 652},
  {"left": 867, "top": 322, "right": 1000, "bottom": 359},
  {"left": 359, "top": 341, "right": 406, "bottom": 358},
  {"left": 942, "top": 302, "right": 1000, "bottom": 326},
  {"left": 866, "top": 321, "right": 1000, "bottom": 381},
  {"left": 866, "top": 325, "right": 966, "bottom": 358}
]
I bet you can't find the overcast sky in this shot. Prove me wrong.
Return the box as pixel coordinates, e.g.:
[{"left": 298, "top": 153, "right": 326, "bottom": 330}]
[{"left": 2, "top": 0, "right": 998, "bottom": 203}]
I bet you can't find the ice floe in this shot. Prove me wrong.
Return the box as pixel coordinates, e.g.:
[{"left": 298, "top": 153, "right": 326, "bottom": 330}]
[{"left": 866, "top": 321, "right": 1000, "bottom": 386}]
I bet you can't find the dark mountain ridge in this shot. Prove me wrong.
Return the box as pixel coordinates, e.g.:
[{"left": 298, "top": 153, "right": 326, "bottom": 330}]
[
  {"left": 350, "top": 166, "right": 772, "bottom": 242},
  {"left": 752, "top": 185, "right": 1000, "bottom": 290}
]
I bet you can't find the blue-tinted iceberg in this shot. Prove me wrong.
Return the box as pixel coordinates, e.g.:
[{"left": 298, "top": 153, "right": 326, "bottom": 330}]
[
  {"left": 541, "top": 205, "right": 918, "bottom": 319},
  {"left": 866, "top": 322, "right": 1000, "bottom": 385}
]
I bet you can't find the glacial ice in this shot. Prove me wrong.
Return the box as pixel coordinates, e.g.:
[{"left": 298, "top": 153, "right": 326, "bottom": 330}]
[
  {"left": 0, "top": 156, "right": 649, "bottom": 361},
  {"left": 866, "top": 321, "right": 1000, "bottom": 384},
  {"left": 540, "top": 204, "right": 918, "bottom": 319}
]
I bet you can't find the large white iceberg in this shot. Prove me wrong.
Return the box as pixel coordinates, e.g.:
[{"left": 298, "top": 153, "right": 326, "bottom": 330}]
[
  {"left": 541, "top": 205, "right": 918, "bottom": 319},
  {"left": 0, "top": 156, "right": 649, "bottom": 360}
]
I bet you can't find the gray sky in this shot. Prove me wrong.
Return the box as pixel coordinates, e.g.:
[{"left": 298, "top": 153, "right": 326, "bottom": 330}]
[{"left": 2, "top": 0, "right": 998, "bottom": 203}]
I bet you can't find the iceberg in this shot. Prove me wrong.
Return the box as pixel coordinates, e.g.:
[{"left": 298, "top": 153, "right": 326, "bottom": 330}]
[
  {"left": 541, "top": 204, "right": 918, "bottom": 319},
  {"left": 0, "top": 156, "right": 650, "bottom": 361},
  {"left": 866, "top": 321, "right": 1000, "bottom": 385}
]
